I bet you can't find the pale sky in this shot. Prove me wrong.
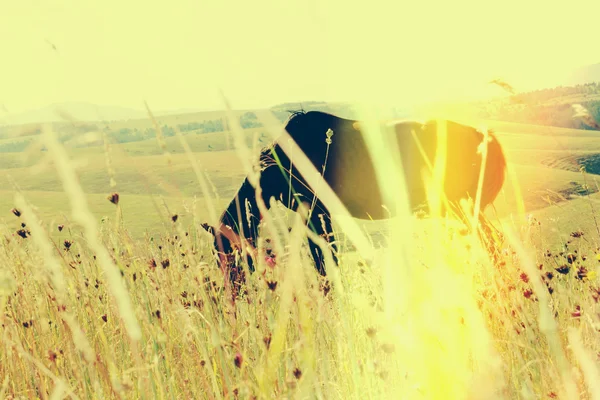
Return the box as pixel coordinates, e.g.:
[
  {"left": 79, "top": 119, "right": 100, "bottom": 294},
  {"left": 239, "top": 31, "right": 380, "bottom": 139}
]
[{"left": 1, "top": 0, "right": 599, "bottom": 114}]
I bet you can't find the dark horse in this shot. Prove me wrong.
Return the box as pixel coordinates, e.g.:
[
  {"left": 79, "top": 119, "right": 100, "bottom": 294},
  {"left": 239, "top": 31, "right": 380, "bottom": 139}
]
[{"left": 202, "top": 110, "right": 506, "bottom": 285}]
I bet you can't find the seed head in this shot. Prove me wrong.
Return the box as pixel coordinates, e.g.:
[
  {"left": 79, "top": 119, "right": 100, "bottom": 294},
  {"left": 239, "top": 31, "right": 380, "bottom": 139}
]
[{"left": 107, "top": 192, "right": 119, "bottom": 205}]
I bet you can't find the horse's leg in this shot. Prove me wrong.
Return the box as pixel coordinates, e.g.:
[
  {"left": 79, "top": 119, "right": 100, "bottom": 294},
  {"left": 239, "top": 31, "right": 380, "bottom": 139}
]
[
  {"left": 256, "top": 150, "right": 339, "bottom": 275},
  {"left": 302, "top": 200, "right": 338, "bottom": 276}
]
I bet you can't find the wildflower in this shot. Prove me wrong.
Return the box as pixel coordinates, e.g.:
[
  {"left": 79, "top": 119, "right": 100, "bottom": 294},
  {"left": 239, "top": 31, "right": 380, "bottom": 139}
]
[
  {"left": 519, "top": 272, "right": 529, "bottom": 283},
  {"left": 293, "top": 367, "right": 302, "bottom": 379},
  {"left": 263, "top": 335, "right": 272, "bottom": 349},
  {"left": 171, "top": 214, "right": 178, "bottom": 222},
  {"left": 556, "top": 265, "right": 570, "bottom": 274},
  {"left": 265, "top": 254, "right": 277, "bottom": 268},
  {"left": 571, "top": 231, "right": 584, "bottom": 238},
  {"left": 234, "top": 353, "right": 243, "bottom": 368},
  {"left": 161, "top": 259, "right": 170, "bottom": 269},
  {"left": 11, "top": 208, "right": 21, "bottom": 217},
  {"left": 266, "top": 280, "right": 277, "bottom": 291},
  {"left": 576, "top": 266, "right": 588, "bottom": 280},
  {"left": 523, "top": 289, "right": 534, "bottom": 299},
  {"left": 566, "top": 253, "right": 577, "bottom": 264},
  {"left": 148, "top": 259, "right": 157, "bottom": 269},
  {"left": 58, "top": 224, "right": 64, "bottom": 232},
  {"left": 571, "top": 305, "right": 581, "bottom": 318},
  {"left": 48, "top": 350, "right": 57, "bottom": 363},
  {"left": 154, "top": 310, "right": 161, "bottom": 319},
  {"left": 107, "top": 192, "right": 119, "bottom": 205},
  {"left": 322, "top": 280, "right": 331, "bottom": 296},
  {"left": 101, "top": 314, "right": 108, "bottom": 323},
  {"left": 16, "top": 229, "right": 30, "bottom": 238},
  {"left": 63, "top": 240, "right": 72, "bottom": 251},
  {"left": 545, "top": 271, "right": 554, "bottom": 281}
]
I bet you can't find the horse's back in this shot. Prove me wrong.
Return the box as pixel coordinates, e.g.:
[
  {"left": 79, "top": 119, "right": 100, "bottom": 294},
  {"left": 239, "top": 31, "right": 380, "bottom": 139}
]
[{"left": 280, "top": 111, "right": 505, "bottom": 220}]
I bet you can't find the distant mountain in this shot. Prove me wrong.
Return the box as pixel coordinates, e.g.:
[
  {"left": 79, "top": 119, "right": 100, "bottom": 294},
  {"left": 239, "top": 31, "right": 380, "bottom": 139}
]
[{"left": 0, "top": 102, "right": 206, "bottom": 126}]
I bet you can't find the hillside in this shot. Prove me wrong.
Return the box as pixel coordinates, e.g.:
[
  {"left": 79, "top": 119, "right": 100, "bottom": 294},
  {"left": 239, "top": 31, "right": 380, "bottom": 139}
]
[{"left": 0, "top": 102, "right": 204, "bottom": 126}]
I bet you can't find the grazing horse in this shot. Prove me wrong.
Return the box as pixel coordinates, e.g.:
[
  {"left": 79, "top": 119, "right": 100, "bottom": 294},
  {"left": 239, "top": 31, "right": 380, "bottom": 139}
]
[{"left": 202, "top": 110, "right": 506, "bottom": 284}]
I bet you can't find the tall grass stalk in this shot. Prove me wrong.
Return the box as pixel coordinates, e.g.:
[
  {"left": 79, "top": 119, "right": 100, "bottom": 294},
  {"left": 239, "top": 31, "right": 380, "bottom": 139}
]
[{"left": 41, "top": 124, "right": 141, "bottom": 341}]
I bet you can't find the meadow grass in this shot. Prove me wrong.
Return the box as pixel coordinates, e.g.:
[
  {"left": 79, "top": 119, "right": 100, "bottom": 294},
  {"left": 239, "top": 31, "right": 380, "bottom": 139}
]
[{"left": 3, "top": 108, "right": 600, "bottom": 400}]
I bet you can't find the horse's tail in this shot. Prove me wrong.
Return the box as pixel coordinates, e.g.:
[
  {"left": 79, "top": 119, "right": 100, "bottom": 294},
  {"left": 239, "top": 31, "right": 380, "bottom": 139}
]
[
  {"left": 476, "top": 129, "right": 507, "bottom": 264},
  {"left": 478, "top": 129, "right": 507, "bottom": 210}
]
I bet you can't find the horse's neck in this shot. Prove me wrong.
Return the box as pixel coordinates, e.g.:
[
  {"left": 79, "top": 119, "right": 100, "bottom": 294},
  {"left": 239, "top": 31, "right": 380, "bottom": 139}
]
[{"left": 221, "top": 178, "right": 262, "bottom": 242}]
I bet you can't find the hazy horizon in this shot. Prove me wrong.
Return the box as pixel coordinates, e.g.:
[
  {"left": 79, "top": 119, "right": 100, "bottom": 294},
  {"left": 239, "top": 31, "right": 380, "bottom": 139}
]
[{"left": 2, "top": 0, "right": 599, "bottom": 116}]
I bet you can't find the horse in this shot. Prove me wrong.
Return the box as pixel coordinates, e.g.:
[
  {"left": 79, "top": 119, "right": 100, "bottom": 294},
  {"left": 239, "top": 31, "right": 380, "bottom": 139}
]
[{"left": 201, "top": 110, "right": 507, "bottom": 288}]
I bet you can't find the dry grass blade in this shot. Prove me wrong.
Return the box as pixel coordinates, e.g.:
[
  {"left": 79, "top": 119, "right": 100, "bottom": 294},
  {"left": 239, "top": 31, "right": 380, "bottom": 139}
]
[
  {"left": 567, "top": 327, "right": 600, "bottom": 399},
  {"left": 41, "top": 124, "right": 141, "bottom": 341},
  {"left": 502, "top": 225, "right": 579, "bottom": 399},
  {"left": 489, "top": 78, "right": 517, "bottom": 95},
  {"left": 13, "top": 193, "right": 68, "bottom": 297}
]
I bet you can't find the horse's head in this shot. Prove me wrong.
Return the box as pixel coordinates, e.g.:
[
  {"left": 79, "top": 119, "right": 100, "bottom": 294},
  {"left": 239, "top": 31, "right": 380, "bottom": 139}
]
[
  {"left": 201, "top": 222, "right": 233, "bottom": 255},
  {"left": 201, "top": 222, "right": 257, "bottom": 275}
]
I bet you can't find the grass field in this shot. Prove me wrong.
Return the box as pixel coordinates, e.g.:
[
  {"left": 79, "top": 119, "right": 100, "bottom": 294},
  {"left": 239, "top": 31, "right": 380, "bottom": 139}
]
[{"left": 3, "top": 109, "right": 600, "bottom": 399}]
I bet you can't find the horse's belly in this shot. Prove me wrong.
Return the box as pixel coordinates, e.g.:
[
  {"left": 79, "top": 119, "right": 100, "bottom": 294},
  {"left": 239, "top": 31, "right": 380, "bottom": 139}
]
[{"left": 328, "top": 156, "right": 395, "bottom": 220}]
